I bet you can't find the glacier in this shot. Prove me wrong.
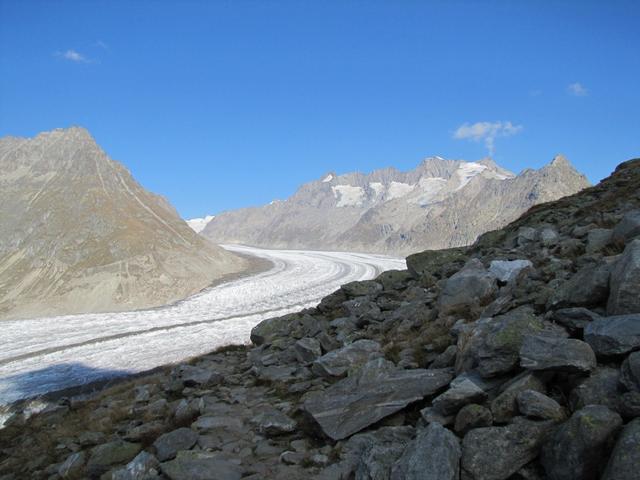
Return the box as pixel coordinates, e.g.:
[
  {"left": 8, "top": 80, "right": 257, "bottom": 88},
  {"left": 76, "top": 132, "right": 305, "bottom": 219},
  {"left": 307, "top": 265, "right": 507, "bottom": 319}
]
[{"left": 0, "top": 245, "right": 405, "bottom": 406}]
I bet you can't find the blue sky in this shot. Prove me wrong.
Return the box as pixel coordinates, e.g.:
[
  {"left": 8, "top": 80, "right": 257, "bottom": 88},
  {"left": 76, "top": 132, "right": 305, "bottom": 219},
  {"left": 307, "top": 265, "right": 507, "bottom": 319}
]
[{"left": 1, "top": 1, "right": 639, "bottom": 218}]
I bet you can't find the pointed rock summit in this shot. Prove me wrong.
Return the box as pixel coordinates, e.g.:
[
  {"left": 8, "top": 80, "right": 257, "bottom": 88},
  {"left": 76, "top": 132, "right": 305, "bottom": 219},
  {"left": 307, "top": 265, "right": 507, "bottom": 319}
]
[
  {"left": 0, "top": 127, "right": 249, "bottom": 320},
  {"left": 203, "top": 155, "right": 590, "bottom": 254}
]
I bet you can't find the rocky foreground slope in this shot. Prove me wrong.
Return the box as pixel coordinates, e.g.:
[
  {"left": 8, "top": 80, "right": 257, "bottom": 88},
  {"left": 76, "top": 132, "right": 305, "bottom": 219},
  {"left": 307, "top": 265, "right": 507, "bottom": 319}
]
[
  {"left": 0, "top": 128, "right": 248, "bottom": 320},
  {"left": 2, "top": 159, "right": 640, "bottom": 479},
  {"left": 203, "top": 155, "right": 589, "bottom": 255}
]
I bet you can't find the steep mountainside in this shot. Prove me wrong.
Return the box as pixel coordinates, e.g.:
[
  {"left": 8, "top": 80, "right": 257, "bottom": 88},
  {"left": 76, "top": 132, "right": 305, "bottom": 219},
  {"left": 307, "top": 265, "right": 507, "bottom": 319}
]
[
  {"left": 0, "top": 127, "right": 248, "bottom": 320},
  {"left": 203, "top": 155, "right": 590, "bottom": 254},
  {"left": 2, "top": 159, "right": 639, "bottom": 480}
]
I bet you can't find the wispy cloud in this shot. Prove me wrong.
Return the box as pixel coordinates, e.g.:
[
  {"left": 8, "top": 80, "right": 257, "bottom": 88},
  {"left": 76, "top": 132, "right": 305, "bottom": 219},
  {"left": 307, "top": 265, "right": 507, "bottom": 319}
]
[
  {"left": 95, "top": 40, "right": 109, "bottom": 51},
  {"left": 55, "top": 49, "right": 91, "bottom": 63},
  {"left": 568, "top": 82, "right": 588, "bottom": 96},
  {"left": 453, "top": 121, "right": 523, "bottom": 155}
]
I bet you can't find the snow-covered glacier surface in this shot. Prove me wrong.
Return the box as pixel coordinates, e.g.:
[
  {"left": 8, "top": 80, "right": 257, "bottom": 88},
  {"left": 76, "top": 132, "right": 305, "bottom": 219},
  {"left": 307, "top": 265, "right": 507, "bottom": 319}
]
[{"left": 0, "top": 245, "right": 405, "bottom": 406}]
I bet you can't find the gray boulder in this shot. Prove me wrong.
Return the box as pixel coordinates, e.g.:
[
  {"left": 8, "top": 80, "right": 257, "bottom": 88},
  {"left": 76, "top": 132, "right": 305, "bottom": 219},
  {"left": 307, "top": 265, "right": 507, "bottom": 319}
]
[
  {"left": 303, "top": 358, "right": 453, "bottom": 440},
  {"left": 112, "top": 451, "right": 160, "bottom": 480},
  {"left": 519, "top": 334, "right": 596, "bottom": 373},
  {"left": 160, "top": 452, "right": 243, "bottom": 480},
  {"left": 438, "top": 259, "right": 498, "bottom": 316},
  {"left": 391, "top": 422, "right": 461, "bottom": 480},
  {"left": 540, "top": 405, "right": 623, "bottom": 480},
  {"left": 570, "top": 367, "right": 622, "bottom": 412},
  {"left": 454, "top": 404, "right": 493, "bottom": 435},
  {"left": 87, "top": 440, "right": 142, "bottom": 477},
  {"left": 489, "top": 259, "right": 533, "bottom": 283},
  {"left": 252, "top": 410, "right": 297, "bottom": 436},
  {"left": 456, "top": 306, "right": 551, "bottom": 378},
  {"left": 430, "top": 345, "right": 458, "bottom": 368},
  {"left": 432, "top": 378, "right": 488, "bottom": 416},
  {"left": 312, "top": 339, "right": 382, "bottom": 378},
  {"left": 621, "top": 351, "right": 640, "bottom": 392},
  {"left": 461, "top": 417, "right": 555, "bottom": 480},
  {"left": 174, "top": 365, "right": 222, "bottom": 388},
  {"left": 607, "top": 239, "right": 640, "bottom": 315},
  {"left": 549, "top": 262, "right": 611, "bottom": 309},
  {"left": 341, "top": 280, "right": 383, "bottom": 298},
  {"left": 516, "top": 390, "right": 565, "bottom": 421},
  {"left": 491, "top": 372, "right": 546, "bottom": 424},
  {"left": 153, "top": 428, "right": 198, "bottom": 462},
  {"left": 250, "top": 312, "right": 297, "bottom": 346},
  {"left": 612, "top": 210, "right": 640, "bottom": 242},
  {"left": 550, "top": 307, "right": 600, "bottom": 334},
  {"left": 294, "top": 337, "right": 322, "bottom": 364},
  {"left": 602, "top": 418, "right": 640, "bottom": 480},
  {"left": 586, "top": 228, "right": 613, "bottom": 253},
  {"left": 58, "top": 451, "right": 86, "bottom": 480},
  {"left": 584, "top": 314, "right": 640, "bottom": 355}
]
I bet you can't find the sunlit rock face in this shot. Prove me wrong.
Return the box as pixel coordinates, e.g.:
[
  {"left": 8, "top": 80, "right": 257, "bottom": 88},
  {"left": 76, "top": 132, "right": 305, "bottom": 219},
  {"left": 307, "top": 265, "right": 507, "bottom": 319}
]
[{"left": 0, "top": 127, "right": 247, "bottom": 320}]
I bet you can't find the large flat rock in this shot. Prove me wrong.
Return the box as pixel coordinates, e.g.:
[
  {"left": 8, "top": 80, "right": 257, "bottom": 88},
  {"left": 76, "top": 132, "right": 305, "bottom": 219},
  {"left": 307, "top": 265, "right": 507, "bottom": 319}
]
[{"left": 303, "top": 358, "right": 453, "bottom": 440}]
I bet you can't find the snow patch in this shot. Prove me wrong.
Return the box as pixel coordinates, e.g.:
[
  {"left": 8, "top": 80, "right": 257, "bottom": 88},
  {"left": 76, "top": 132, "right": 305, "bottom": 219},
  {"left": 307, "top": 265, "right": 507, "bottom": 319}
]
[
  {"left": 332, "top": 185, "right": 366, "bottom": 207},
  {"left": 186, "top": 215, "right": 215, "bottom": 233},
  {"left": 322, "top": 174, "right": 334, "bottom": 183},
  {"left": 455, "top": 162, "right": 488, "bottom": 190},
  {"left": 369, "top": 182, "right": 385, "bottom": 197},
  {"left": 411, "top": 177, "right": 448, "bottom": 206},
  {"left": 387, "top": 181, "right": 414, "bottom": 200}
]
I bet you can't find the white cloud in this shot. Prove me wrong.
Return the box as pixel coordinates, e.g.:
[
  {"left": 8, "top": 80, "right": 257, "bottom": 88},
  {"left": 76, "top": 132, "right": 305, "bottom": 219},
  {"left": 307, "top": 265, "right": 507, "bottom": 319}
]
[
  {"left": 55, "top": 49, "right": 90, "bottom": 63},
  {"left": 95, "top": 40, "right": 109, "bottom": 51},
  {"left": 453, "top": 121, "right": 523, "bottom": 155},
  {"left": 568, "top": 82, "right": 588, "bottom": 96}
]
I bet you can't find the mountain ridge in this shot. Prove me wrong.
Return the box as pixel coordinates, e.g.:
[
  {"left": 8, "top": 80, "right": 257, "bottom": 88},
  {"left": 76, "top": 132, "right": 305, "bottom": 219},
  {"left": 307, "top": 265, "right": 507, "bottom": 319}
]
[{"left": 202, "top": 154, "right": 590, "bottom": 254}]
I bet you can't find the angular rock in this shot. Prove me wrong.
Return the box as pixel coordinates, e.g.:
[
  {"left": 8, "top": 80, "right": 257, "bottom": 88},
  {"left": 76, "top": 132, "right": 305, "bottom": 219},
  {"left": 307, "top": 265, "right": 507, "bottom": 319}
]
[
  {"left": 519, "top": 334, "right": 596, "bottom": 373},
  {"left": 303, "top": 358, "right": 453, "bottom": 440},
  {"left": 516, "top": 390, "right": 565, "bottom": 421},
  {"left": 250, "top": 312, "right": 297, "bottom": 346},
  {"left": 341, "top": 280, "right": 382, "bottom": 298},
  {"left": 311, "top": 339, "right": 382, "bottom": 378},
  {"left": 607, "top": 239, "right": 640, "bottom": 315},
  {"left": 439, "top": 259, "right": 498, "bottom": 316},
  {"left": 432, "top": 378, "right": 488, "bottom": 416},
  {"left": 540, "top": 227, "right": 559, "bottom": 246},
  {"left": 491, "top": 372, "right": 546, "bottom": 424},
  {"left": 87, "top": 440, "right": 142, "bottom": 477},
  {"left": 612, "top": 210, "right": 640, "bottom": 242},
  {"left": 294, "top": 337, "right": 322, "bottom": 364},
  {"left": 252, "top": 410, "right": 297, "bottom": 436},
  {"left": 461, "top": 417, "right": 555, "bottom": 480},
  {"left": 586, "top": 228, "right": 613, "bottom": 253},
  {"left": 621, "top": 351, "right": 640, "bottom": 392},
  {"left": 584, "top": 314, "right": 640, "bottom": 355},
  {"left": 454, "top": 404, "right": 493, "bottom": 435},
  {"left": 570, "top": 367, "right": 622, "bottom": 412},
  {"left": 550, "top": 307, "right": 600, "bottom": 334},
  {"left": 174, "top": 365, "right": 222, "bottom": 388},
  {"left": 58, "top": 451, "right": 86, "bottom": 480},
  {"left": 406, "top": 247, "right": 467, "bottom": 279},
  {"left": 549, "top": 262, "right": 611, "bottom": 309},
  {"left": 430, "top": 345, "right": 458, "bottom": 369},
  {"left": 160, "top": 452, "right": 243, "bottom": 480},
  {"left": 391, "top": 422, "right": 461, "bottom": 480},
  {"left": 456, "top": 306, "right": 551, "bottom": 378},
  {"left": 112, "top": 451, "right": 160, "bottom": 480},
  {"left": 337, "top": 426, "right": 414, "bottom": 480},
  {"left": 153, "top": 427, "right": 198, "bottom": 462},
  {"left": 602, "top": 418, "right": 640, "bottom": 480},
  {"left": 489, "top": 259, "right": 533, "bottom": 283},
  {"left": 540, "top": 405, "right": 623, "bottom": 480}
]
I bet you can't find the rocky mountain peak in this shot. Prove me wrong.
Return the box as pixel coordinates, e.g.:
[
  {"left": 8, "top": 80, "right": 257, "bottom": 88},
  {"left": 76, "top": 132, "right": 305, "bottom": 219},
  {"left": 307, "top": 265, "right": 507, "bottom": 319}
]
[{"left": 0, "top": 128, "right": 248, "bottom": 320}]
